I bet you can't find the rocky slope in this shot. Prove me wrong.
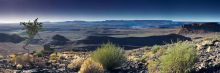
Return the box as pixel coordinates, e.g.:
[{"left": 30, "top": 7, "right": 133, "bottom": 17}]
[
  {"left": 192, "top": 38, "right": 220, "bottom": 73},
  {"left": 126, "top": 36, "right": 220, "bottom": 73}
]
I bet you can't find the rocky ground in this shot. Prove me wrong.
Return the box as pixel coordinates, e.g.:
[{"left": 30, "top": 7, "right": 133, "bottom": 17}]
[
  {"left": 1, "top": 36, "right": 220, "bottom": 73},
  {"left": 0, "top": 52, "right": 148, "bottom": 73},
  {"left": 192, "top": 37, "right": 220, "bottom": 73},
  {"left": 125, "top": 36, "right": 220, "bottom": 73}
]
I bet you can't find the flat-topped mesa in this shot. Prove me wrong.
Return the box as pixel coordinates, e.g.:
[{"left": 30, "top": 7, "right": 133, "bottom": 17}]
[{"left": 178, "top": 22, "right": 220, "bottom": 34}]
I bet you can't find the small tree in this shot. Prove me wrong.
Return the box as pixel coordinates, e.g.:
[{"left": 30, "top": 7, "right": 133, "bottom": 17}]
[{"left": 20, "top": 18, "right": 42, "bottom": 56}]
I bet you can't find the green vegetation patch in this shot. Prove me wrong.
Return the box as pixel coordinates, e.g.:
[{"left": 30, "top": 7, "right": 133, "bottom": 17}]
[
  {"left": 91, "top": 42, "right": 126, "bottom": 70},
  {"left": 159, "top": 41, "right": 197, "bottom": 73}
]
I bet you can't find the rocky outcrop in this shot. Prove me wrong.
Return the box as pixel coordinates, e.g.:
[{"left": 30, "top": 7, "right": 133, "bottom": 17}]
[
  {"left": 193, "top": 39, "right": 220, "bottom": 73},
  {"left": 178, "top": 22, "right": 220, "bottom": 34}
]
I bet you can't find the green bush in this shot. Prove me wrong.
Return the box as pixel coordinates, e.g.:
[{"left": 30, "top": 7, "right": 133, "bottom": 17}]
[
  {"left": 148, "top": 60, "right": 159, "bottom": 73},
  {"left": 35, "top": 51, "right": 44, "bottom": 57},
  {"left": 159, "top": 41, "right": 197, "bottom": 73},
  {"left": 151, "top": 45, "right": 161, "bottom": 54},
  {"left": 137, "top": 55, "right": 148, "bottom": 63},
  {"left": 91, "top": 42, "right": 125, "bottom": 70}
]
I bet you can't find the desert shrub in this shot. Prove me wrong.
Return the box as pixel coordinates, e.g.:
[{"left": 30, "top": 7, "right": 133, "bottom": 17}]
[
  {"left": 151, "top": 45, "right": 161, "bottom": 54},
  {"left": 10, "top": 54, "right": 34, "bottom": 65},
  {"left": 67, "top": 58, "right": 85, "bottom": 70},
  {"left": 0, "top": 55, "right": 4, "bottom": 60},
  {"left": 50, "top": 52, "right": 62, "bottom": 60},
  {"left": 15, "top": 54, "right": 33, "bottom": 65},
  {"left": 9, "top": 54, "right": 16, "bottom": 63},
  {"left": 34, "top": 51, "right": 44, "bottom": 57},
  {"left": 79, "top": 59, "right": 104, "bottom": 73},
  {"left": 154, "top": 48, "right": 166, "bottom": 58},
  {"left": 91, "top": 42, "right": 125, "bottom": 70},
  {"left": 159, "top": 41, "right": 197, "bottom": 73},
  {"left": 148, "top": 60, "right": 159, "bottom": 73},
  {"left": 137, "top": 55, "right": 148, "bottom": 63}
]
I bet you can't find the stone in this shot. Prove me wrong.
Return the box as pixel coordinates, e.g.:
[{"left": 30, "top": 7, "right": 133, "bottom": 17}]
[
  {"left": 196, "top": 44, "right": 205, "bottom": 50},
  {"left": 206, "top": 46, "right": 212, "bottom": 52},
  {"left": 202, "top": 40, "right": 213, "bottom": 46},
  {"left": 13, "top": 70, "right": 21, "bottom": 73},
  {"left": 16, "top": 64, "right": 23, "bottom": 69},
  {"left": 22, "top": 69, "right": 37, "bottom": 73},
  {"left": 58, "top": 64, "right": 65, "bottom": 68},
  {"left": 214, "top": 42, "right": 220, "bottom": 46}
]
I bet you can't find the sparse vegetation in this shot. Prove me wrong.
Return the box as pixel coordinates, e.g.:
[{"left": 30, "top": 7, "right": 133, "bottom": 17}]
[
  {"left": 159, "top": 41, "right": 197, "bottom": 73},
  {"left": 20, "top": 18, "right": 42, "bottom": 58},
  {"left": 9, "top": 54, "right": 16, "bottom": 63},
  {"left": 67, "top": 58, "right": 85, "bottom": 70},
  {"left": 137, "top": 55, "right": 148, "bottom": 63},
  {"left": 34, "top": 51, "right": 44, "bottom": 57},
  {"left": 79, "top": 59, "right": 104, "bottom": 73},
  {"left": 49, "top": 52, "right": 62, "bottom": 60},
  {"left": 151, "top": 45, "right": 161, "bottom": 54},
  {"left": 0, "top": 18, "right": 219, "bottom": 73},
  {"left": 91, "top": 42, "right": 125, "bottom": 70},
  {"left": 148, "top": 60, "right": 159, "bottom": 73},
  {"left": 0, "top": 55, "right": 3, "bottom": 60},
  {"left": 10, "top": 54, "right": 33, "bottom": 65}
]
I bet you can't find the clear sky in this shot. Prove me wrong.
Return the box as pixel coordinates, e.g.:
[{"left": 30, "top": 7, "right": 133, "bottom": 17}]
[{"left": 0, "top": 0, "right": 220, "bottom": 23}]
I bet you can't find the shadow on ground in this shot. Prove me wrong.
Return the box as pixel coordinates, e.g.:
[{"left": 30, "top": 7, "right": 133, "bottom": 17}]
[{"left": 76, "top": 34, "right": 191, "bottom": 50}]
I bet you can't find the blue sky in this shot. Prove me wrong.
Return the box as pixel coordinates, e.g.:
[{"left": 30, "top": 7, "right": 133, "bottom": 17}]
[{"left": 0, "top": 0, "right": 220, "bottom": 23}]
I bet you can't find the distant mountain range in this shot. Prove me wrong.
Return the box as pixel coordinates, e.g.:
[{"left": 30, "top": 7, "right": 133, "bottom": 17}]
[
  {"left": 43, "top": 20, "right": 186, "bottom": 29},
  {"left": 0, "top": 20, "right": 217, "bottom": 31}
]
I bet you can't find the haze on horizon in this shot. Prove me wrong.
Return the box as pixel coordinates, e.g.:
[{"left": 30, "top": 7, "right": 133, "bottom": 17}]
[{"left": 0, "top": 0, "right": 220, "bottom": 23}]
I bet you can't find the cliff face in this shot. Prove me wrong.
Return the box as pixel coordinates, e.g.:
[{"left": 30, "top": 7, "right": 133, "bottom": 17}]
[{"left": 178, "top": 22, "right": 220, "bottom": 34}]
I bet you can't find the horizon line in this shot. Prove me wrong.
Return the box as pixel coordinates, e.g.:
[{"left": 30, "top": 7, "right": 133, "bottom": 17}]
[{"left": 0, "top": 19, "right": 219, "bottom": 24}]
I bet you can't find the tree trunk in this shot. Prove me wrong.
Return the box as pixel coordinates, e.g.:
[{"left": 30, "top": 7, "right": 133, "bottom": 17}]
[{"left": 22, "top": 37, "right": 33, "bottom": 63}]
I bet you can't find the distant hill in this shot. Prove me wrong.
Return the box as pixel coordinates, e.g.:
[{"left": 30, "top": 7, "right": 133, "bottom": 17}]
[
  {"left": 178, "top": 22, "right": 220, "bottom": 34},
  {"left": 0, "top": 33, "right": 25, "bottom": 43},
  {"left": 48, "top": 34, "right": 70, "bottom": 46}
]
